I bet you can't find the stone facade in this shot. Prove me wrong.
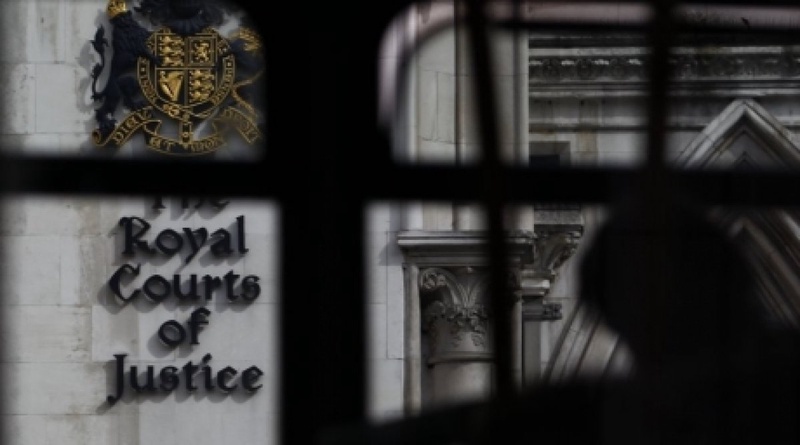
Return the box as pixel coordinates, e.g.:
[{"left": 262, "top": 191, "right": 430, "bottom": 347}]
[
  {"left": 390, "top": 1, "right": 800, "bottom": 404},
  {"left": 0, "top": 1, "right": 406, "bottom": 443},
  {"left": 3, "top": 1, "right": 800, "bottom": 444}
]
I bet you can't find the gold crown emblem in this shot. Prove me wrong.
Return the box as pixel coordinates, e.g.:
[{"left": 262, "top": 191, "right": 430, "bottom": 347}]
[{"left": 107, "top": 0, "right": 128, "bottom": 18}]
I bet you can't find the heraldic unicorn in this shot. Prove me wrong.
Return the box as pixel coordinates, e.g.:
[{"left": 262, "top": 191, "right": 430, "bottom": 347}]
[{"left": 90, "top": 0, "right": 265, "bottom": 156}]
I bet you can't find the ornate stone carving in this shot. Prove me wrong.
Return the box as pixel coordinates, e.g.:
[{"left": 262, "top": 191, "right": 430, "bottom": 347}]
[
  {"left": 530, "top": 56, "right": 645, "bottom": 81},
  {"left": 530, "top": 52, "right": 800, "bottom": 82},
  {"left": 515, "top": 228, "right": 581, "bottom": 321},
  {"left": 520, "top": 204, "right": 584, "bottom": 301},
  {"left": 518, "top": 208, "right": 584, "bottom": 321},
  {"left": 420, "top": 267, "right": 491, "bottom": 352},
  {"left": 532, "top": 229, "right": 582, "bottom": 279},
  {"left": 523, "top": 300, "right": 563, "bottom": 321}
]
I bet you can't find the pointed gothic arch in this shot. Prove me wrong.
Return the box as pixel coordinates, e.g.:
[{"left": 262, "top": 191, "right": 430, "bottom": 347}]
[
  {"left": 676, "top": 98, "right": 800, "bottom": 169},
  {"left": 546, "top": 98, "right": 800, "bottom": 382},
  {"left": 680, "top": 98, "right": 800, "bottom": 327}
]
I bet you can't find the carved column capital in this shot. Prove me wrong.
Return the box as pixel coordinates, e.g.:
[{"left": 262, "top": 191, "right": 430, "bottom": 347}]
[
  {"left": 397, "top": 231, "right": 535, "bottom": 365},
  {"left": 518, "top": 227, "right": 583, "bottom": 302},
  {"left": 520, "top": 208, "right": 584, "bottom": 321},
  {"left": 532, "top": 229, "right": 583, "bottom": 280},
  {"left": 420, "top": 267, "right": 493, "bottom": 363}
]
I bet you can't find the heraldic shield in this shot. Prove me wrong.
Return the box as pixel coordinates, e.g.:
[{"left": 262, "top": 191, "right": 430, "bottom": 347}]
[
  {"left": 91, "top": 0, "right": 264, "bottom": 157},
  {"left": 139, "top": 28, "right": 236, "bottom": 151}
]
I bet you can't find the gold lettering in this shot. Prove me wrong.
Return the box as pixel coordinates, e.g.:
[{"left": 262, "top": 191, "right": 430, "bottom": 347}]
[
  {"left": 150, "top": 135, "right": 163, "bottom": 150},
  {"left": 123, "top": 115, "right": 140, "bottom": 130},
  {"left": 106, "top": 109, "right": 155, "bottom": 147},
  {"left": 140, "top": 79, "right": 157, "bottom": 101},
  {"left": 111, "top": 130, "right": 126, "bottom": 145},
  {"left": 238, "top": 121, "right": 260, "bottom": 143},
  {"left": 189, "top": 134, "right": 223, "bottom": 153}
]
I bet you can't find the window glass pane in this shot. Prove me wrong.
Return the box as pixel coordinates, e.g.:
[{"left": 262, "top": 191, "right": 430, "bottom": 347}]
[
  {"left": 367, "top": 201, "right": 499, "bottom": 418},
  {"left": 705, "top": 205, "right": 800, "bottom": 328},
  {"left": 0, "top": 0, "right": 265, "bottom": 161},
  {"left": 667, "top": 5, "right": 800, "bottom": 172},
  {"left": 382, "top": 2, "right": 654, "bottom": 168},
  {"left": 529, "top": 26, "right": 651, "bottom": 168},
  {"left": 364, "top": 203, "right": 406, "bottom": 422},
  {"left": 382, "top": 3, "right": 530, "bottom": 166},
  {"left": 366, "top": 201, "right": 616, "bottom": 419},
  {"left": 0, "top": 195, "right": 279, "bottom": 443}
]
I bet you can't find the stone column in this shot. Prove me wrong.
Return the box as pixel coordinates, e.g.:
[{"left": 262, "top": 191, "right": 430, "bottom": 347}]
[
  {"left": 420, "top": 266, "right": 493, "bottom": 405},
  {"left": 404, "top": 264, "right": 423, "bottom": 414},
  {"left": 398, "top": 231, "right": 534, "bottom": 408}
]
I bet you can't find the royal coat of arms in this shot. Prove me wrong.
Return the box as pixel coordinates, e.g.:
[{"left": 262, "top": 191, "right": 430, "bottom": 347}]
[{"left": 90, "top": 0, "right": 264, "bottom": 156}]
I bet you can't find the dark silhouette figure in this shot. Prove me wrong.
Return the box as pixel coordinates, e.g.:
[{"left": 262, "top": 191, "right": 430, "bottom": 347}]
[{"left": 477, "top": 193, "right": 800, "bottom": 444}]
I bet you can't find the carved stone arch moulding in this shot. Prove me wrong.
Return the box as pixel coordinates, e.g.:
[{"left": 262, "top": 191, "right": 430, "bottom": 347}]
[
  {"left": 675, "top": 98, "right": 800, "bottom": 168},
  {"left": 679, "top": 98, "right": 800, "bottom": 325}
]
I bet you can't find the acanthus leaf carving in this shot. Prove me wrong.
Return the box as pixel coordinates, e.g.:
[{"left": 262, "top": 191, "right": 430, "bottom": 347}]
[
  {"left": 532, "top": 230, "right": 583, "bottom": 281},
  {"left": 420, "top": 267, "right": 490, "bottom": 350}
]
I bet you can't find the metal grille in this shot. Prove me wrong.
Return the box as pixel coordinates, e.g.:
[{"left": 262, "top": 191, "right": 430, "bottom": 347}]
[{"left": 3, "top": 1, "right": 800, "bottom": 444}]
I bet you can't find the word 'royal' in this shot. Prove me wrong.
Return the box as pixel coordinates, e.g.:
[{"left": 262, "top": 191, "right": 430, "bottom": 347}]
[{"left": 119, "top": 215, "right": 248, "bottom": 263}]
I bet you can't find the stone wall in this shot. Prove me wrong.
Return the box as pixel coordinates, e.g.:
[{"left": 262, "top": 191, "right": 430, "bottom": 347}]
[{"left": 0, "top": 0, "right": 405, "bottom": 443}]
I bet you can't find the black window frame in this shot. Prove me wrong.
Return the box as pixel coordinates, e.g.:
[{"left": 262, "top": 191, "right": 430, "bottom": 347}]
[{"left": 2, "top": 0, "right": 800, "bottom": 444}]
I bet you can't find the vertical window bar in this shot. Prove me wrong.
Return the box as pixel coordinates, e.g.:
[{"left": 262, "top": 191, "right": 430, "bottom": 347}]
[
  {"left": 642, "top": 0, "right": 677, "bottom": 434},
  {"left": 463, "top": 0, "right": 515, "bottom": 399}
]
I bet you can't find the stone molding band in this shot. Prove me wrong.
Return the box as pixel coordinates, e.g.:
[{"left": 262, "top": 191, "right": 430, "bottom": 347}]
[{"left": 530, "top": 52, "right": 800, "bottom": 82}]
